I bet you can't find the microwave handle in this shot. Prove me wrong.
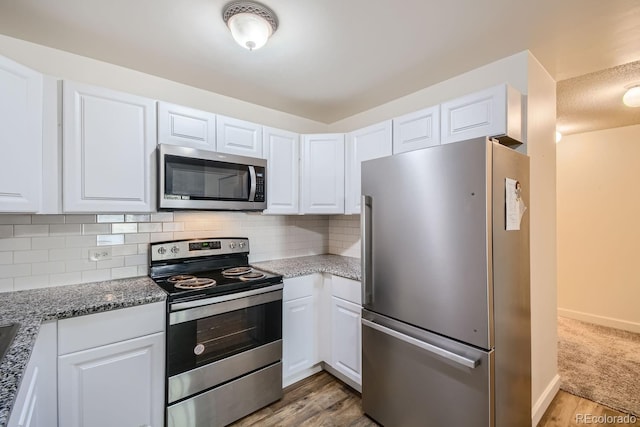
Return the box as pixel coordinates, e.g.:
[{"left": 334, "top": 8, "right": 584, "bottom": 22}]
[{"left": 248, "top": 166, "right": 257, "bottom": 201}]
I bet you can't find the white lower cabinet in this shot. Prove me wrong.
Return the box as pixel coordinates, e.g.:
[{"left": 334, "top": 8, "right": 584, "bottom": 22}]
[
  {"left": 57, "top": 302, "right": 165, "bottom": 427},
  {"left": 8, "top": 322, "right": 57, "bottom": 427},
  {"left": 282, "top": 275, "right": 321, "bottom": 387},
  {"left": 282, "top": 274, "right": 362, "bottom": 389}
]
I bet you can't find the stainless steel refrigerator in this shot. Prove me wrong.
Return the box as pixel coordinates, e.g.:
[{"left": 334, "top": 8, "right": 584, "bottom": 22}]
[{"left": 361, "top": 137, "right": 530, "bottom": 427}]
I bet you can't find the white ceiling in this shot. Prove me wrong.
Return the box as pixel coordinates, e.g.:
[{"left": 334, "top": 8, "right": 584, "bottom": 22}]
[{"left": 0, "top": 0, "right": 639, "bottom": 127}]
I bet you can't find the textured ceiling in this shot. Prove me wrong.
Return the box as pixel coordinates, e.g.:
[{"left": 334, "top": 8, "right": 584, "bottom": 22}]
[
  {"left": 0, "top": 0, "right": 639, "bottom": 127},
  {"left": 557, "top": 61, "right": 640, "bottom": 136}
]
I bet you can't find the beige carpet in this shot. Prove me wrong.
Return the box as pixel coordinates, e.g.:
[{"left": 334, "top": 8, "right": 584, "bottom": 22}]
[{"left": 558, "top": 316, "right": 640, "bottom": 417}]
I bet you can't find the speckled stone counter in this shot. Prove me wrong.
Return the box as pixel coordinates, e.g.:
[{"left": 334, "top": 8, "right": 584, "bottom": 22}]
[
  {"left": 253, "top": 254, "right": 361, "bottom": 281},
  {"left": 0, "top": 277, "right": 166, "bottom": 427}
]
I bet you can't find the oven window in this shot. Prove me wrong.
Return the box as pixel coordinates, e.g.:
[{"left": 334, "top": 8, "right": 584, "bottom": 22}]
[
  {"left": 168, "top": 299, "right": 282, "bottom": 377},
  {"left": 165, "top": 154, "right": 250, "bottom": 201}
]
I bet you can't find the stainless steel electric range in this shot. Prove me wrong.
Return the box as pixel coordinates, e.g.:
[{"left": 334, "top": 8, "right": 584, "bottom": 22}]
[{"left": 149, "top": 237, "right": 283, "bottom": 427}]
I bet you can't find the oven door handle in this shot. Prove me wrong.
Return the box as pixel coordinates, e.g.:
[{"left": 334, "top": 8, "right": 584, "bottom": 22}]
[{"left": 169, "top": 284, "right": 283, "bottom": 325}]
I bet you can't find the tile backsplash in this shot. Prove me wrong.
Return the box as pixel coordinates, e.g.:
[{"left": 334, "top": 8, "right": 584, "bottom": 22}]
[{"left": 0, "top": 212, "right": 331, "bottom": 292}]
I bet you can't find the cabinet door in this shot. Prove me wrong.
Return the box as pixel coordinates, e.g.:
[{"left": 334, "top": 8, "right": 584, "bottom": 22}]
[
  {"left": 0, "top": 55, "right": 43, "bottom": 213},
  {"left": 58, "top": 332, "right": 164, "bottom": 427},
  {"left": 300, "top": 134, "right": 345, "bottom": 214},
  {"left": 330, "top": 297, "right": 362, "bottom": 385},
  {"left": 263, "top": 127, "right": 299, "bottom": 214},
  {"left": 8, "top": 322, "right": 57, "bottom": 427},
  {"left": 345, "top": 121, "right": 392, "bottom": 214},
  {"left": 157, "top": 101, "right": 216, "bottom": 149},
  {"left": 216, "top": 115, "right": 263, "bottom": 158},
  {"left": 283, "top": 296, "right": 317, "bottom": 379},
  {"left": 392, "top": 105, "right": 440, "bottom": 154},
  {"left": 440, "top": 84, "right": 522, "bottom": 145},
  {"left": 63, "top": 81, "right": 156, "bottom": 212}
]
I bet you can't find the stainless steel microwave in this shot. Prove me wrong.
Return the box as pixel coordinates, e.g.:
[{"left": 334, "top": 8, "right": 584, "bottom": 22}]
[{"left": 158, "top": 144, "right": 267, "bottom": 211}]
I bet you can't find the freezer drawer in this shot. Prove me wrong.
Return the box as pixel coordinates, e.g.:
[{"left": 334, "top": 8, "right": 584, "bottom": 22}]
[{"left": 362, "top": 311, "right": 494, "bottom": 427}]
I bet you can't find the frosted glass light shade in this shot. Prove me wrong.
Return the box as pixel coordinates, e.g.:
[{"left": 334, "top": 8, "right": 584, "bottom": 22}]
[
  {"left": 227, "top": 12, "right": 272, "bottom": 50},
  {"left": 623, "top": 86, "right": 640, "bottom": 107}
]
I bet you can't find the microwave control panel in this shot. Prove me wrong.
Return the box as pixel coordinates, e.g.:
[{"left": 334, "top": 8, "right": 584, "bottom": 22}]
[{"left": 255, "top": 170, "right": 265, "bottom": 202}]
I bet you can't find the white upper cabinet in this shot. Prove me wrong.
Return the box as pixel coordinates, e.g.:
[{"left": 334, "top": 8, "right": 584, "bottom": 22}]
[
  {"left": 216, "top": 115, "right": 263, "bottom": 158},
  {"left": 440, "top": 83, "right": 523, "bottom": 145},
  {"left": 62, "top": 81, "right": 156, "bottom": 213},
  {"left": 157, "top": 101, "right": 216, "bottom": 149},
  {"left": 263, "top": 127, "right": 299, "bottom": 215},
  {"left": 345, "top": 121, "right": 392, "bottom": 214},
  {"left": 0, "top": 55, "right": 43, "bottom": 213},
  {"left": 301, "top": 134, "right": 345, "bottom": 214},
  {"left": 392, "top": 105, "right": 440, "bottom": 154}
]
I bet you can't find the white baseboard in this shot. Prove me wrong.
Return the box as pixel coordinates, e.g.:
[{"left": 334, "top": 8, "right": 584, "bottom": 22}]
[
  {"left": 283, "top": 364, "right": 323, "bottom": 388},
  {"left": 532, "top": 374, "right": 561, "bottom": 426},
  {"left": 558, "top": 308, "right": 640, "bottom": 334}
]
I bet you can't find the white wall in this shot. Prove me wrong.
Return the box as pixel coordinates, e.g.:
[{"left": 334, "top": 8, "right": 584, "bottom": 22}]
[
  {"left": 0, "top": 34, "right": 328, "bottom": 134},
  {"left": 557, "top": 124, "right": 640, "bottom": 333}
]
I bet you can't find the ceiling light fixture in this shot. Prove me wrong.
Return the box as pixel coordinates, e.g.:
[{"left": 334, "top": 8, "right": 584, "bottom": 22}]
[
  {"left": 622, "top": 85, "right": 640, "bottom": 108},
  {"left": 222, "top": 1, "right": 278, "bottom": 51}
]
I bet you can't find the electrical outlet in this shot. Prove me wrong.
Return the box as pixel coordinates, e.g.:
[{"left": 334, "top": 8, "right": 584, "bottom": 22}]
[{"left": 89, "top": 247, "right": 112, "bottom": 261}]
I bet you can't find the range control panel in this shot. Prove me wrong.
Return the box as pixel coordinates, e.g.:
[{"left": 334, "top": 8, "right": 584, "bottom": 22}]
[{"left": 150, "top": 238, "right": 249, "bottom": 262}]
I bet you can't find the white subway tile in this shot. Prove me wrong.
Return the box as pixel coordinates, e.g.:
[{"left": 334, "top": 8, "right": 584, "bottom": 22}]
[
  {"left": 0, "top": 252, "right": 12, "bottom": 264},
  {"left": 31, "top": 236, "right": 64, "bottom": 249},
  {"left": 0, "top": 278, "right": 14, "bottom": 292},
  {"left": 163, "top": 222, "right": 184, "bottom": 232},
  {"left": 112, "top": 223, "right": 137, "bottom": 234},
  {"left": 137, "top": 265, "right": 148, "bottom": 276},
  {"left": 66, "top": 259, "right": 97, "bottom": 272},
  {"left": 13, "top": 250, "right": 49, "bottom": 264},
  {"left": 0, "top": 237, "right": 31, "bottom": 251},
  {"left": 97, "top": 214, "right": 125, "bottom": 223},
  {"left": 65, "top": 214, "right": 97, "bottom": 224},
  {"left": 0, "top": 225, "right": 13, "bottom": 238},
  {"left": 138, "top": 223, "right": 162, "bottom": 233},
  {"left": 50, "top": 272, "right": 82, "bottom": 286},
  {"left": 97, "top": 234, "right": 125, "bottom": 246},
  {"left": 0, "top": 264, "right": 31, "bottom": 278},
  {"left": 14, "top": 275, "right": 50, "bottom": 290},
  {"left": 150, "top": 232, "right": 173, "bottom": 242},
  {"left": 0, "top": 215, "right": 31, "bottom": 225},
  {"left": 125, "top": 254, "right": 147, "bottom": 267},
  {"left": 82, "top": 269, "right": 112, "bottom": 283},
  {"left": 125, "top": 214, "right": 150, "bottom": 223},
  {"left": 65, "top": 235, "right": 96, "bottom": 248},
  {"left": 82, "top": 224, "right": 111, "bottom": 235},
  {"left": 14, "top": 225, "right": 49, "bottom": 237},
  {"left": 49, "top": 248, "right": 82, "bottom": 261},
  {"left": 50, "top": 224, "right": 82, "bottom": 236},
  {"left": 97, "top": 256, "right": 125, "bottom": 269},
  {"left": 32, "top": 215, "right": 66, "bottom": 224},
  {"left": 111, "top": 244, "right": 138, "bottom": 257},
  {"left": 111, "top": 266, "right": 138, "bottom": 279},
  {"left": 137, "top": 244, "right": 148, "bottom": 255},
  {"left": 124, "top": 233, "right": 150, "bottom": 244},
  {"left": 32, "top": 261, "right": 66, "bottom": 275},
  {"left": 151, "top": 212, "right": 174, "bottom": 222}
]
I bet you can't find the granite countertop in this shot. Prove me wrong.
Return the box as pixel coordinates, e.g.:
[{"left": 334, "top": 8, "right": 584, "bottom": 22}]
[
  {"left": 0, "top": 277, "right": 166, "bottom": 427},
  {"left": 254, "top": 254, "right": 361, "bottom": 281}
]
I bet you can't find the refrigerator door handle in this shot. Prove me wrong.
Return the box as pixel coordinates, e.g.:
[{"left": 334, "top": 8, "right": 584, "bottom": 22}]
[
  {"left": 361, "top": 318, "right": 480, "bottom": 369},
  {"left": 361, "top": 195, "right": 373, "bottom": 305}
]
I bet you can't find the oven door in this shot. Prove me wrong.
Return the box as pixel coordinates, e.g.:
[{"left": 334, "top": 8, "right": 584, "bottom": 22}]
[
  {"left": 167, "top": 285, "right": 282, "bottom": 404},
  {"left": 158, "top": 144, "right": 266, "bottom": 211}
]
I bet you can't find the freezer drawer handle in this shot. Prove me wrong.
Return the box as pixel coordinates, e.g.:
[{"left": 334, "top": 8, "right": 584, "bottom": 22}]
[{"left": 362, "top": 319, "right": 480, "bottom": 369}]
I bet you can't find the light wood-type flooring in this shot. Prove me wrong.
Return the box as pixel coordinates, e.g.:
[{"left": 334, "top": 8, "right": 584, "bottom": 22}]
[{"left": 231, "top": 371, "right": 639, "bottom": 427}]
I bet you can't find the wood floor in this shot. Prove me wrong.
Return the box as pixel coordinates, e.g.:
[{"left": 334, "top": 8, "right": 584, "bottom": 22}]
[{"left": 231, "top": 371, "right": 639, "bottom": 427}]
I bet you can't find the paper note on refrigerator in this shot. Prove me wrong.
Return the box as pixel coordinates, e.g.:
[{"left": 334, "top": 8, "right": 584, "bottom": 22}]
[{"left": 505, "top": 178, "right": 526, "bottom": 231}]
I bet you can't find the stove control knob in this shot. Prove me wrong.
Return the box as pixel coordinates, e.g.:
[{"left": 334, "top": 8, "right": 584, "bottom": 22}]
[
  {"left": 157, "top": 247, "right": 167, "bottom": 255},
  {"left": 229, "top": 242, "right": 236, "bottom": 249},
  {"left": 170, "top": 246, "right": 180, "bottom": 254},
  {"left": 238, "top": 242, "right": 246, "bottom": 249}
]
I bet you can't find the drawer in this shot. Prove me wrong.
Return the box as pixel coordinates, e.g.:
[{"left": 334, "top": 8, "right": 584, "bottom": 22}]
[{"left": 331, "top": 275, "right": 361, "bottom": 305}]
